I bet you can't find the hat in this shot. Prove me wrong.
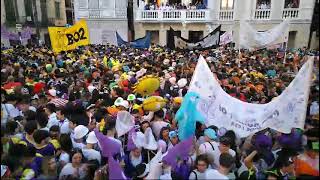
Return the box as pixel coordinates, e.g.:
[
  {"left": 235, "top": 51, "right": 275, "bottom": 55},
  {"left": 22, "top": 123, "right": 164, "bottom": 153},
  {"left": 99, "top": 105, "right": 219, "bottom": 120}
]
[
  {"left": 88, "top": 85, "right": 96, "bottom": 94},
  {"left": 48, "top": 89, "right": 57, "bottom": 97},
  {"left": 169, "top": 77, "right": 176, "bottom": 85},
  {"left": 177, "top": 78, "right": 187, "bottom": 88},
  {"left": 86, "top": 131, "right": 98, "bottom": 144},
  {"left": 204, "top": 129, "right": 217, "bottom": 140},
  {"left": 74, "top": 125, "right": 89, "bottom": 139},
  {"left": 86, "top": 104, "right": 95, "bottom": 110},
  {"left": 45, "top": 64, "right": 53, "bottom": 73},
  {"left": 127, "top": 94, "right": 136, "bottom": 101},
  {"left": 114, "top": 97, "right": 129, "bottom": 109},
  {"left": 163, "top": 59, "right": 170, "bottom": 65},
  {"left": 135, "top": 163, "right": 150, "bottom": 178},
  {"left": 169, "top": 131, "right": 178, "bottom": 139}
]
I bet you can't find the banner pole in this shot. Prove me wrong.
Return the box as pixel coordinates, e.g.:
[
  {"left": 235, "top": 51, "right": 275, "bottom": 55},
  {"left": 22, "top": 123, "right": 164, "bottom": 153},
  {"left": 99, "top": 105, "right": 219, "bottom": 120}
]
[{"left": 283, "top": 39, "right": 288, "bottom": 64}]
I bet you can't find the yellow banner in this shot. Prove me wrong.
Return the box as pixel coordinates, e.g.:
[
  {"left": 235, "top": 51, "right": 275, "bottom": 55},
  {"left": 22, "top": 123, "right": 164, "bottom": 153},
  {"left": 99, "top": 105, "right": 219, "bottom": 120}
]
[{"left": 48, "top": 19, "right": 90, "bottom": 53}]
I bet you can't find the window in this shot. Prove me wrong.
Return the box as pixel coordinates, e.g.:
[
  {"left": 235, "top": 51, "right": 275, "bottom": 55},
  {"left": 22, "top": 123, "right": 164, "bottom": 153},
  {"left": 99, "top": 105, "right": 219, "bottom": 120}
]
[
  {"left": 40, "top": 0, "right": 48, "bottom": 23},
  {"left": 256, "top": 0, "right": 271, "bottom": 9},
  {"left": 4, "top": 0, "right": 16, "bottom": 22},
  {"left": 284, "top": 0, "right": 300, "bottom": 8},
  {"left": 88, "top": 0, "right": 99, "bottom": 9},
  {"left": 55, "top": 2, "right": 61, "bottom": 18},
  {"left": 24, "top": 0, "right": 33, "bottom": 17},
  {"left": 220, "top": 0, "right": 233, "bottom": 10}
]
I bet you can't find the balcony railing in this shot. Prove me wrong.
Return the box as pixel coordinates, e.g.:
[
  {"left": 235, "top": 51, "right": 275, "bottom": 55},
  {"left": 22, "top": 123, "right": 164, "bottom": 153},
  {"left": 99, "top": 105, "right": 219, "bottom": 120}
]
[
  {"left": 254, "top": 9, "right": 271, "bottom": 20},
  {"left": 282, "top": 8, "right": 299, "bottom": 19},
  {"left": 219, "top": 10, "right": 234, "bottom": 21},
  {"left": 137, "top": 10, "right": 209, "bottom": 22}
]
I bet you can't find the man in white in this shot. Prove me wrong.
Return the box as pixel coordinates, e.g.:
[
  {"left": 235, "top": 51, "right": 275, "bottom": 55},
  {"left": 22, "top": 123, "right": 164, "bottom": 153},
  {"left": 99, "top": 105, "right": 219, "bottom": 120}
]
[
  {"left": 83, "top": 131, "right": 101, "bottom": 164},
  {"left": 45, "top": 103, "right": 59, "bottom": 129},
  {"left": 198, "top": 128, "right": 219, "bottom": 165},
  {"left": 211, "top": 136, "right": 236, "bottom": 169},
  {"left": 56, "top": 107, "right": 70, "bottom": 134},
  {"left": 206, "top": 153, "right": 235, "bottom": 179}
]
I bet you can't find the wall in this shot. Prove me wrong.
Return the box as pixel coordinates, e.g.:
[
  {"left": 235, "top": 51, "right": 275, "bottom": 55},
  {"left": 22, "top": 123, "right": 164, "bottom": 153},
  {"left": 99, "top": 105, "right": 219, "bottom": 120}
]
[{"left": 87, "top": 20, "right": 128, "bottom": 45}]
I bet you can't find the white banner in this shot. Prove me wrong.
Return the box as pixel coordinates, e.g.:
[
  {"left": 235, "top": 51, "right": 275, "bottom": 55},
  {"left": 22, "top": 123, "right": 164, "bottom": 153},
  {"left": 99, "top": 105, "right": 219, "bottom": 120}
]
[
  {"left": 188, "top": 56, "right": 313, "bottom": 137},
  {"left": 220, "top": 31, "right": 233, "bottom": 45},
  {"left": 239, "top": 20, "right": 289, "bottom": 50}
]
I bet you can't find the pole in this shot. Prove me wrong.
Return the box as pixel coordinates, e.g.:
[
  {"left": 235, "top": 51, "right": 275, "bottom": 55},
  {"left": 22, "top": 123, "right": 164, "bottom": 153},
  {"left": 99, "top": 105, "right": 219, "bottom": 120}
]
[{"left": 283, "top": 41, "right": 288, "bottom": 64}]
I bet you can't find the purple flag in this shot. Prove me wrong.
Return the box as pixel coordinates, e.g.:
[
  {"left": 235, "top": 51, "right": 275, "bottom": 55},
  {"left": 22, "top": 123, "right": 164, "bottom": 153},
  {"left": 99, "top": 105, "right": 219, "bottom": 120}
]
[
  {"left": 108, "top": 156, "right": 129, "bottom": 180},
  {"left": 162, "top": 136, "right": 193, "bottom": 169},
  {"left": 126, "top": 128, "right": 137, "bottom": 151},
  {"left": 94, "top": 129, "right": 121, "bottom": 157}
]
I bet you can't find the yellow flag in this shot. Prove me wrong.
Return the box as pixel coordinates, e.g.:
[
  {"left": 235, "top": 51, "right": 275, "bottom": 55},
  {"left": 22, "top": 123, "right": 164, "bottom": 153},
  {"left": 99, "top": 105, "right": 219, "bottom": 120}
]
[{"left": 48, "top": 19, "right": 90, "bottom": 53}]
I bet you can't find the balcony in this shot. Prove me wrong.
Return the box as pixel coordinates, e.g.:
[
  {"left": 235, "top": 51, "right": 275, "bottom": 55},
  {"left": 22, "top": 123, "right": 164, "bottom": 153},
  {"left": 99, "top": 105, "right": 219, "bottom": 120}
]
[
  {"left": 219, "top": 10, "right": 234, "bottom": 21},
  {"left": 282, "top": 8, "right": 299, "bottom": 19},
  {"left": 254, "top": 9, "right": 271, "bottom": 20},
  {"left": 136, "top": 10, "right": 210, "bottom": 22}
]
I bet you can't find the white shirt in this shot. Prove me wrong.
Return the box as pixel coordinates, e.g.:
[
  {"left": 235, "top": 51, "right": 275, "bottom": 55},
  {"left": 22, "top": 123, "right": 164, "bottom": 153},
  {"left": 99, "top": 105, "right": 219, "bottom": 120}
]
[
  {"left": 59, "top": 163, "right": 87, "bottom": 179},
  {"left": 59, "top": 152, "right": 70, "bottom": 164},
  {"left": 59, "top": 118, "right": 70, "bottom": 134},
  {"left": 82, "top": 148, "right": 101, "bottom": 164},
  {"left": 206, "top": 169, "right": 228, "bottom": 179},
  {"left": 2, "top": 103, "right": 20, "bottom": 121},
  {"left": 211, "top": 143, "right": 236, "bottom": 169},
  {"left": 47, "top": 113, "right": 59, "bottom": 129},
  {"left": 310, "top": 101, "right": 319, "bottom": 115},
  {"left": 199, "top": 141, "right": 218, "bottom": 155}
]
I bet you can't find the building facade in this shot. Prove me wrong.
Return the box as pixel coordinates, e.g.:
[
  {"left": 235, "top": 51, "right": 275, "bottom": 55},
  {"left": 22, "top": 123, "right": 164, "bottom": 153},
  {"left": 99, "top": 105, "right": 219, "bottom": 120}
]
[
  {"left": 134, "top": 0, "right": 318, "bottom": 49},
  {"left": 1, "top": 0, "right": 68, "bottom": 47},
  {"left": 73, "top": 0, "right": 128, "bottom": 45}
]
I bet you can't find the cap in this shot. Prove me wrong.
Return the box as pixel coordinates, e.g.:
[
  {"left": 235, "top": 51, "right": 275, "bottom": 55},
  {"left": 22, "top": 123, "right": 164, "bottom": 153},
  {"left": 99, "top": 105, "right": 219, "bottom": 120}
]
[
  {"left": 204, "top": 128, "right": 217, "bottom": 140},
  {"left": 177, "top": 78, "right": 187, "bottom": 88},
  {"left": 48, "top": 89, "right": 57, "bottom": 97},
  {"left": 74, "top": 125, "right": 89, "bottom": 139},
  {"left": 86, "top": 131, "right": 98, "bottom": 144},
  {"left": 169, "top": 131, "right": 178, "bottom": 139},
  {"left": 127, "top": 94, "right": 136, "bottom": 101},
  {"left": 114, "top": 97, "right": 129, "bottom": 109}
]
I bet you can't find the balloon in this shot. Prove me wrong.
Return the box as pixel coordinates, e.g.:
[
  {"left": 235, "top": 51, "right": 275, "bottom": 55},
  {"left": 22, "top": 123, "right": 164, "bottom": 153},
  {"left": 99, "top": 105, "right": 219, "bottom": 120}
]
[
  {"left": 142, "top": 96, "right": 167, "bottom": 111},
  {"left": 133, "top": 75, "right": 160, "bottom": 96}
]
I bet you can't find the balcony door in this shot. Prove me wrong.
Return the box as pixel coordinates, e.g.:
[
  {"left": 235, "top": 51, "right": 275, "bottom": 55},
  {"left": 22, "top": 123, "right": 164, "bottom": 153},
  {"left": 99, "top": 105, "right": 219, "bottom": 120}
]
[
  {"left": 284, "top": 0, "right": 300, "bottom": 8},
  {"left": 256, "top": 0, "right": 271, "bottom": 9},
  {"left": 220, "top": 0, "right": 234, "bottom": 10}
]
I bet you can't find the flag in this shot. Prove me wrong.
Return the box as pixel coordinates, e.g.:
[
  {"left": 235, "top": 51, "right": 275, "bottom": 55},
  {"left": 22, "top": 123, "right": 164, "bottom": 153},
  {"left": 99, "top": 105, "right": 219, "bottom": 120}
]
[
  {"left": 186, "top": 55, "right": 313, "bottom": 138},
  {"left": 108, "top": 156, "right": 129, "bottom": 180},
  {"left": 169, "top": 25, "right": 221, "bottom": 50},
  {"left": 94, "top": 129, "right": 121, "bottom": 157},
  {"left": 219, "top": 31, "right": 233, "bottom": 45},
  {"left": 48, "top": 19, "right": 90, "bottom": 53},
  {"left": 115, "top": 111, "right": 135, "bottom": 137},
  {"left": 175, "top": 91, "right": 205, "bottom": 140},
  {"left": 132, "top": 127, "right": 158, "bottom": 150},
  {"left": 116, "top": 32, "right": 151, "bottom": 49},
  {"left": 146, "top": 149, "right": 163, "bottom": 179},
  {"left": 239, "top": 20, "right": 289, "bottom": 50},
  {"left": 126, "top": 128, "right": 137, "bottom": 151},
  {"left": 162, "top": 137, "right": 193, "bottom": 169}
]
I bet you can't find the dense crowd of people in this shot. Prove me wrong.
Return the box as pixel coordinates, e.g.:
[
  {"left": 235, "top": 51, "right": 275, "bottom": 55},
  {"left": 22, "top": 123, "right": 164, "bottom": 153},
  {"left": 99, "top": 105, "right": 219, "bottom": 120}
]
[
  {"left": 142, "top": 1, "right": 206, "bottom": 10},
  {"left": 0, "top": 43, "right": 319, "bottom": 179}
]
